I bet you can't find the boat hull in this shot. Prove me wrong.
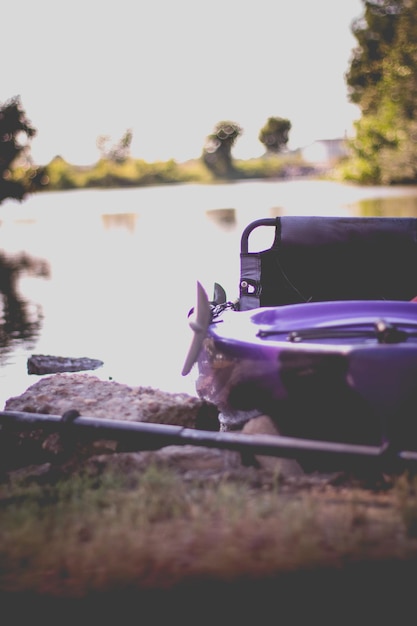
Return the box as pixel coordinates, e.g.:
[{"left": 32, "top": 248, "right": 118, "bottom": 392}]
[{"left": 194, "top": 300, "right": 417, "bottom": 447}]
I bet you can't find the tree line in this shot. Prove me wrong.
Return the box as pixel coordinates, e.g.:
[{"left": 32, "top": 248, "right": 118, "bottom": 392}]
[{"left": 0, "top": 96, "right": 293, "bottom": 204}]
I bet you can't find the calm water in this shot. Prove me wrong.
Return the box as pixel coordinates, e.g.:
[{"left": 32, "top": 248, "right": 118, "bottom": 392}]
[{"left": 1, "top": 178, "right": 417, "bottom": 410}]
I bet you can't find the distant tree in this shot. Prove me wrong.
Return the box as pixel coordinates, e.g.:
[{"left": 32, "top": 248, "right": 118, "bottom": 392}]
[
  {"left": 259, "top": 117, "right": 291, "bottom": 153},
  {"left": 96, "top": 129, "right": 133, "bottom": 163},
  {"left": 345, "top": 0, "right": 417, "bottom": 183},
  {"left": 0, "top": 96, "right": 38, "bottom": 204},
  {"left": 202, "top": 121, "right": 242, "bottom": 177}
]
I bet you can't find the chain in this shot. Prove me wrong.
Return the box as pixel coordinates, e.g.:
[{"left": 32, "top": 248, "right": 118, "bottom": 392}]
[{"left": 211, "top": 300, "right": 238, "bottom": 319}]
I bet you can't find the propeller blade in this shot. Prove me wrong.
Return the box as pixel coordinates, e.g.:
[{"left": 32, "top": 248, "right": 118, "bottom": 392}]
[
  {"left": 181, "top": 281, "right": 212, "bottom": 376},
  {"left": 213, "top": 282, "right": 227, "bottom": 305}
]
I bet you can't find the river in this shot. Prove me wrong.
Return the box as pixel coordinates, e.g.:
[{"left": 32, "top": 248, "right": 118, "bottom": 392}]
[{"left": 1, "top": 178, "right": 417, "bottom": 410}]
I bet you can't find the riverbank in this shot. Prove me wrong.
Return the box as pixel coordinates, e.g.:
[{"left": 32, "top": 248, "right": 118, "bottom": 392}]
[{"left": 1, "top": 372, "right": 417, "bottom": 620}]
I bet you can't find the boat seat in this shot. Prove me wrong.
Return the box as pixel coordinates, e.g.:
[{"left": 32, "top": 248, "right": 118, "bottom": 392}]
[{"left": 239, "top": 216, "right": 417, "bottom": 310}]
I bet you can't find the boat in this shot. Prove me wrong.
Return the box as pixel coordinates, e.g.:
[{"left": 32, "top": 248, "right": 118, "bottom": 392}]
[{"left": 182, "top": 216, "right": 417, "bottom": 458}]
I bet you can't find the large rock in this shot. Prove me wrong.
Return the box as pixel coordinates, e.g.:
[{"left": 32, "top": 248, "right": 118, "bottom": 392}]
[
  {"left": 5, "top": 373, "right": 218, "bottom": 428},
  {"left": 1, "top": 373, "right": 218, "bottom": 472}
]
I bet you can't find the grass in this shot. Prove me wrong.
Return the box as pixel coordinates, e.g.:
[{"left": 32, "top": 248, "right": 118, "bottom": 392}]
[
  {"left": 13, "top": 151, "right": 322, "bottom": 195},
  {"left": 1, "top": 461, "right": 417, "bottom": 604}
]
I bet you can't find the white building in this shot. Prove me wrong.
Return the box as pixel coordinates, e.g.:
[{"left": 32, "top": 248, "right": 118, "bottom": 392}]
[{"left": 301, "top": 138, "right": 349, "bottom": 164}]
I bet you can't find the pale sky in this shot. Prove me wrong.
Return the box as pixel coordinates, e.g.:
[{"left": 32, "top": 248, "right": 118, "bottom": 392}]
[{"left": 2, "top": 0, "right": 365, "bottom": 165}]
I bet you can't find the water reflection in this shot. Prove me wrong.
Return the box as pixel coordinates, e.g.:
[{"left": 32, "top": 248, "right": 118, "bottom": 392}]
[
  {"left": 205, "top": 208, "right": 236, "bottom": 230},
  {"left": 0, "top": 252, "right": 49, "bottom": 363},
  {"left": 269, "top": 206, "right": 284, "bottom": 217},
  {"left": 358, "top": 195, "right": 417, "bottom": 217},
  {"left": 101, "top": 213, "right": 138, "bottom": 232}
]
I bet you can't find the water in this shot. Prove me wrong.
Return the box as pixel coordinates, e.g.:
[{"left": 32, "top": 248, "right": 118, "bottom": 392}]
[{"left": 1, "top": 178, "right": 417, "bottom": 409}]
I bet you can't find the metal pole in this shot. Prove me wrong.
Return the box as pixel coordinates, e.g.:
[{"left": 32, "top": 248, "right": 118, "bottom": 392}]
[{"left": 0, "top": 409, "right": 416, "bottom": 471}]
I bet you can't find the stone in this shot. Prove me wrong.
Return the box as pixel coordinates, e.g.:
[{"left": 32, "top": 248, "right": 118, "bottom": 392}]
[
  {"left": 1, "top": 373, "right": 220, "bottom": 474},
  {"left": 241, "top": 415, "right": 304, "bottom": 477},
  {"left": 5, "top": 373, "right": 218, "bottom": 428},
  {"left": 83, "top": 445, "right": 243, "bottom": 480},
  {"left": 1, "top": 375, "right": 303, "bottom": 481},
  {"left": 27, "top": 354, "right": 104, "bottom": 375}
]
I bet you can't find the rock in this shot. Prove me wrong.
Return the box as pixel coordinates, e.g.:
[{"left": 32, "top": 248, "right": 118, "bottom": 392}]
[
  {"left": 83, "top": 446, "right": 244, "bottom": 481},
  {"left": 27, "top": 354, "right": 104, "bottom": 374},
  {"left": 1, "top": 375, "right": 303, "bottom": 482},
  {"left": 241, "top": 415, "right": 304, "bottom": 477},
  {"left": 5, "top": 373, "right": 218, "bottom": 428},
  {"left": 1, "top": 373, "right": 220, "bottom": 474}
]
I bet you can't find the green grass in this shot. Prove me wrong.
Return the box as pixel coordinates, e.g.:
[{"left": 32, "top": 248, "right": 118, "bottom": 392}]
[{"left": 1, "top": 462, "right": 416, "bottom": 599}]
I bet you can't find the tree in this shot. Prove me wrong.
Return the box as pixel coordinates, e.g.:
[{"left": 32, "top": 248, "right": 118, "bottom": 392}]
[
  {"left": 0, "top": 96, "right": 38, "bottom": 203},
  {"left": 258, "top": 117, "right": 291, "bottom": 153},
  {"left": 346, "top": 1, "right": 401, "bottom": 115},
  {"left": 96, "top": 129, "right": 133, "bottom": 163},
  {"left": 202, "top": 121, "right": 242, "bottom": 177},
  {"left": 345, "top": 0, "right": 417, "bottom": 183}
]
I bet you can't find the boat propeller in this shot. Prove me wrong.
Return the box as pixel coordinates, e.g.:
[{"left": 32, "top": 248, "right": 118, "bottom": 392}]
[{"left": 181, "top": 281, "right": 226, "bottom": 376}]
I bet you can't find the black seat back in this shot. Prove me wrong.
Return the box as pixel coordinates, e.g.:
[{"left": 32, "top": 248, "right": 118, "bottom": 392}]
[{"left": 239, "top": 216, "right": 417, "bottom": 310}]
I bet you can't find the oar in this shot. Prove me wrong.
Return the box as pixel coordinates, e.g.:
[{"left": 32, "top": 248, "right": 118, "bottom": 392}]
[{"left": 0, "top": 409, "right": 417, "bottom": 471}]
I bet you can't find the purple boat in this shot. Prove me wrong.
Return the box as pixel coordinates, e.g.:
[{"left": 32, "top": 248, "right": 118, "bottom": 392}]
[{"left": 182, "top": 217, "right": 417, "bottom": 452}]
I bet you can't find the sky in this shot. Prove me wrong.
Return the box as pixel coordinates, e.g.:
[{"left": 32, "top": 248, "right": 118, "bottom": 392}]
[{"left": 2, "top": 0, "right": 365, "bottom": 165}]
